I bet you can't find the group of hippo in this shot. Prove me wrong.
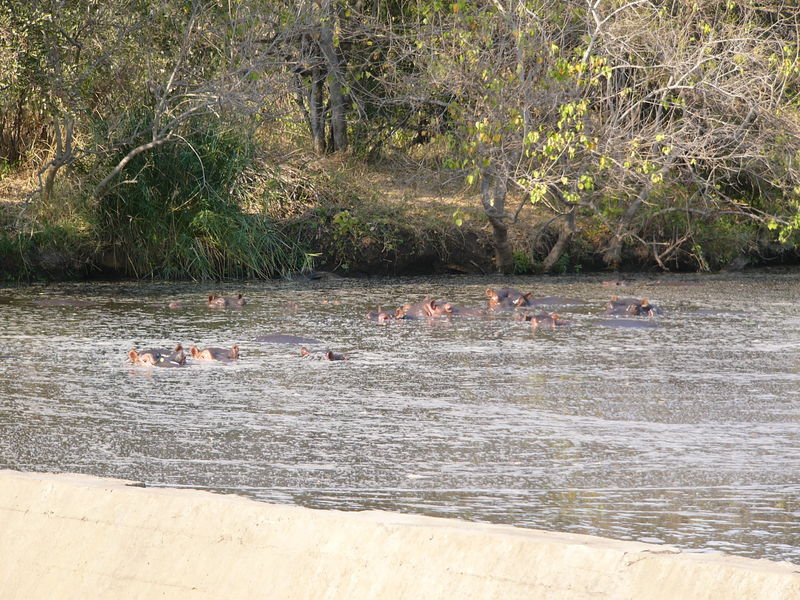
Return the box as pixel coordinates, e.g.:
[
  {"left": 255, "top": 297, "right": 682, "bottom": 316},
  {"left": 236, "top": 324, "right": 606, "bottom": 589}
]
[
  {"left": 128, "top": 293, "right": 348, "bottom": 366},
  {"left": 128, "top": 287, "right": 665, "bottom": 366},
  {"left": 128, "top": 294, "right": 245, "bottom": 367},
  {"left": 366, "top": 287, "right": 663, "bottom": 328},
  {"left": 127, "top": 343, "right": 240, "bottom": 368}
]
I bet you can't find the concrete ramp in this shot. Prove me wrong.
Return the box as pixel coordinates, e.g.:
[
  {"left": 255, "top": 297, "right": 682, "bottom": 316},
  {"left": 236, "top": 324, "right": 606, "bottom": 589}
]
[{"left": 0, "top": 470, "right": 797, "bottom": 599}]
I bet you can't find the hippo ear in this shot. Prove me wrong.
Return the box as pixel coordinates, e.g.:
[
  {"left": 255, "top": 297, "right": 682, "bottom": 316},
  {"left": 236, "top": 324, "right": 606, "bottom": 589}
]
[
  {"left": 610, "top": 295, "right": 619, "bottom": 301},
  {"left": 485, "top": 288, "right": 494, "bottom": 297},
  {"left": 641, "top": 297, "right": 649, "bottom": 306},
  {"left": 174, "top": 344, "right": 183, "bottom": 352},
  {"left": 190, "top": 345, "right": 200, "bottom": 357},
  {"left": 325, "top": 351, "right": 334, "bottom": 361},
  {"left": 230, "top": 345, "right": 239, "bottom": 358},
  {"left": 300, "top": 346, "right": 310, "bottom": 357},
  {"left": 128, "top": 349, "right": 138, "bottom": 362}
]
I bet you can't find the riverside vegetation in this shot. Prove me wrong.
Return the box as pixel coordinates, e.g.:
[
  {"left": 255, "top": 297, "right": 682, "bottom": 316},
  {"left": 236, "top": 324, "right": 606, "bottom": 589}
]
[{"left": 1, "top": 1, "right": 800, "bottom": 281}]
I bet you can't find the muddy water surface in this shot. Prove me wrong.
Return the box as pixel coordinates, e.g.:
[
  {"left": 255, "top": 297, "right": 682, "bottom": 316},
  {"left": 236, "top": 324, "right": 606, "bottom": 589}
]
[{"left": 0, "top": 270, "right": 798, "bottom": 563}]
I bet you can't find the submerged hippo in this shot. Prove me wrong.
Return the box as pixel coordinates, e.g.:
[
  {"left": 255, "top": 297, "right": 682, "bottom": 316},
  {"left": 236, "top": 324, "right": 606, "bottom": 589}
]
[
  {"left": 602, "top": 279, "right": 633, "bottom": 287},
  {"left": 128, "top": 344, "right": 187, "bottom": 367},
  {"left": 528, "top": 296, "right": 588, "bottom": 307},
  {"left": 525, "top": 313, "right": 571, "bottom": 329},
  {"left": 190, "top": 344, "right": 240, "bottom": 361},
  {"left": 300, "top": 347, "right": 349, "bottom": 361},
  {"left": 597, "top": 318, "right": 660, "bottom": 329},
  {"left": 207, "top": 293, "right": 247, "bottom": 308},
  {"left": 33, "top": 298, "right": 96, "bottom": 308},
  {"left": 486, "top": 288, "right": 532, "bottom": 309},
  {"left": 255, "top": 333, "right": 322, "bottom": 344}
]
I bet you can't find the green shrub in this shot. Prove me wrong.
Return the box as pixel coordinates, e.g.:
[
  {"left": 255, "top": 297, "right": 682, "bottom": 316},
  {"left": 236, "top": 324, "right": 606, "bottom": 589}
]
[
  {"left": 512, "top": 249, "right": 534, "bottom": 274},
  {"left": 96, "top": 120, "right": 310, "bottom": 279}
]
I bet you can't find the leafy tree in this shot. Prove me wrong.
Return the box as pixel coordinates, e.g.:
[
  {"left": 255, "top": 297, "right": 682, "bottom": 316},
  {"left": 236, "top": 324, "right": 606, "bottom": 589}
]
[{"left": 411, "top": 0, "right": 800, "bottom": 271}]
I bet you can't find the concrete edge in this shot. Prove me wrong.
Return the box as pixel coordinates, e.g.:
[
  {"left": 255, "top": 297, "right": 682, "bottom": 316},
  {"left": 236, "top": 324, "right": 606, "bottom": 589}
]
[{"left": 1, "top": 470, "right": 797, "bottom": 599}]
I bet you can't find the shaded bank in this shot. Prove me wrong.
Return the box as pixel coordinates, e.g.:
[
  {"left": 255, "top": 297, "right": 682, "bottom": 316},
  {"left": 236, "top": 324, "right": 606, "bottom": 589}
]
[
  {"left": 1, "top": 471, "right": 797, "bottom": 599},
  {"left": 2, "top": 152, "right": 799, "bottom": 281},
  {"left": 1, "top": 209, "right": 796, "bottom": 282}
]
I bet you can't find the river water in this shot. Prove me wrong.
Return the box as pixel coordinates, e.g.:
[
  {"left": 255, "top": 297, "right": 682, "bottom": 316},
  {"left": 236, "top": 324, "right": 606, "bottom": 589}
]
[{"left": 0, "top": 270, "right": 798, "bottom": 563}]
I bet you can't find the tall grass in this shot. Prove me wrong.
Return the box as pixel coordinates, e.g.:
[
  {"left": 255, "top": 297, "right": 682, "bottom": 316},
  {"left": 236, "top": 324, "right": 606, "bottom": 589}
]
[{"left": 97, "top": 121, "right": 311, "bottom": 279}]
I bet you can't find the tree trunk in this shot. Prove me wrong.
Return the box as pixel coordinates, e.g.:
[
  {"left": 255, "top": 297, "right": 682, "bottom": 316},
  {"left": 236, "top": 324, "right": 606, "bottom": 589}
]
[
  {"left": 481, "top": 170, "right": 514, "bottom": 273},
  {"left": 39, "top": 118, "right": 74, "bottom": 205},
  {"left": 604, "top": 156, "right": 674, "bottom": 267},
  {"left": 310, "top": 64, "right": 326, "bottom": 154},
  {"left": 603, "top": 185, "right": 649, "bottom": 267},
  {"left": 318, "top": 3, "right": 347, "bottom": 152},
  {"left": 542, "top": 205, "right": 577, "bottom": 272}
]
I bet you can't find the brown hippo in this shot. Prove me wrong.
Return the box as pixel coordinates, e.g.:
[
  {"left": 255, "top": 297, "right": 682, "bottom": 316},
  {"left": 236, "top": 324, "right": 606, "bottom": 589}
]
[
  {"left": 396, "top": 298, "right": 447, "bottom": 319},
  {"left": 190, "top": 345, "right": 240, "bottom": 361},
  {"left": 626, "top": 297, "right": 663, "bottom": 316},
  {"left": 366, "top": 309, "right": 397, "bottom": 324},
  {"left": 128, "top": 344, "right": 186, "bottom": 367},
  {"left": 395, "top": 298, "right": 484, "bottom": 319},
  {"left": 486, "top": 288, "right": 532, "bottom": 309},
  {"left": 300, "top": 347, "right": 349, "bottom": 361},
  {"left": 604, "top": 296, "right": 663, "bottom": 316},
  {"left": 207, "top": 293, "right": 247, "bottom": 308}
]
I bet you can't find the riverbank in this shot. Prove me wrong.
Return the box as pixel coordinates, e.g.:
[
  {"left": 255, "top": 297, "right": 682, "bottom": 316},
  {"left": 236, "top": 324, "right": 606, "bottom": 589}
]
[
  {"left": 0, "top": 470, "right": 797, "bottom": 599},
  {"left": 1, "top": 152, "right": 797, "bottom": 282}
]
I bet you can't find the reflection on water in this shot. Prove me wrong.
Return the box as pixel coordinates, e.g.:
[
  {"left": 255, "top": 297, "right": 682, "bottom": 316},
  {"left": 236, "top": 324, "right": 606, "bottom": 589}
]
[{"left": 0, "top": 270, "right": 798, "bottom": 563}]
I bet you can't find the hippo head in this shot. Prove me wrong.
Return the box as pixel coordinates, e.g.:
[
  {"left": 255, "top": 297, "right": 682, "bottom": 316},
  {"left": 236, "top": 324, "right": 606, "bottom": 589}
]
[
  {"left": 625, "top": 297, "right": 653, "bottom": 316},
  {"left": 438, "top": 301, "right": 455, "bottom": 314},
  {"left": 513, "top": 293, "right": 533, "bottom": 307},
  {"left": 528, "top": 314, "right": 550, "bottom": 328}
]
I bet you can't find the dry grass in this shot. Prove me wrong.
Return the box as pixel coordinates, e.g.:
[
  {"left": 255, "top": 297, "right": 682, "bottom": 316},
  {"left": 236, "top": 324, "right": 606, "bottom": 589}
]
[
  {"left": 0, "top": 173, "right": 35, "bottom": 228},
  {"left": 253, "top": 131, "right": 540, "bottom": 250}
]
